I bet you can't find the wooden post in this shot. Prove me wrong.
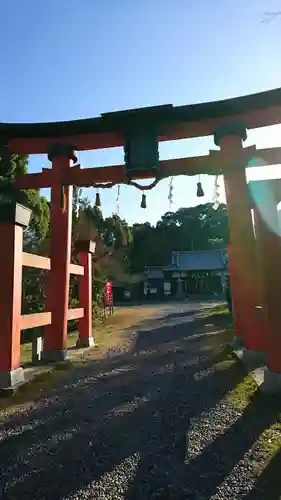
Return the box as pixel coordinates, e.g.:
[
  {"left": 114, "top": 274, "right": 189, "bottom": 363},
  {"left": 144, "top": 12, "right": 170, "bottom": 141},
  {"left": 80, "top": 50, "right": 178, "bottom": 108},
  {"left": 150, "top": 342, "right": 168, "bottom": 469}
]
[
  {"left": 214, "top": 122, "right": 265, "bottom": 354},
  {"left": 0, "top": 202, "right": 31, "bottom": 389},
  {"left": 252, "top": 182, "right": 281, "bottom": 377},
  {"left": 43, "top": 143, "right": 77, "bottom": 362},
  {"left": 227, "top": 243, "right": 243, "bottom": 348},
  {"left": 75, "top": 240, "right": 96, "bottom": 348}
]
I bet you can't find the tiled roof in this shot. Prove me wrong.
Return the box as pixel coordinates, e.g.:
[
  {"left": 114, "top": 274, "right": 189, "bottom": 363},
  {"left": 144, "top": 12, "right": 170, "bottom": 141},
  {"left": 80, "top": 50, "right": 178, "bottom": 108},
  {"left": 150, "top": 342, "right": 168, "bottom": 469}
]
[
  {"left": 164, "top": 250, "right": 226, "bottom": 271},
  {"left": 145, "top": 267, "right": 164, "bottom": 279}
]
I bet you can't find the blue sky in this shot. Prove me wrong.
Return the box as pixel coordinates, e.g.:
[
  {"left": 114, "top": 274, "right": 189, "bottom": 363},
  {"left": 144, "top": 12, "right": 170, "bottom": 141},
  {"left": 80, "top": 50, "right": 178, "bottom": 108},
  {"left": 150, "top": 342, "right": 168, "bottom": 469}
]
[{"left": 1, "top": 0, "right": 281, "bottom": 224}]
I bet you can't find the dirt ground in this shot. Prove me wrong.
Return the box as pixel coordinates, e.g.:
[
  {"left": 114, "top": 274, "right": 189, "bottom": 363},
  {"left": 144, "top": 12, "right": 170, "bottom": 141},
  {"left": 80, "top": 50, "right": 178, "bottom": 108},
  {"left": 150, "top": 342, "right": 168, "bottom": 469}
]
[
  {"left": 3, "top": 302, "right": 281, "bottom": 499},
  {"left": 7, "top": 301, "right": 218, "bottom": 415}
]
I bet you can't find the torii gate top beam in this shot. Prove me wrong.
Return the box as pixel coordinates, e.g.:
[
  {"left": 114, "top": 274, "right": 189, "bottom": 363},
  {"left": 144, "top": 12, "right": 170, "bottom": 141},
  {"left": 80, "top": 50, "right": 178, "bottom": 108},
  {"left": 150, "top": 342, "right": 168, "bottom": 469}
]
[{"left": 2, "top": 87, "right": 281, "bottom": 155}]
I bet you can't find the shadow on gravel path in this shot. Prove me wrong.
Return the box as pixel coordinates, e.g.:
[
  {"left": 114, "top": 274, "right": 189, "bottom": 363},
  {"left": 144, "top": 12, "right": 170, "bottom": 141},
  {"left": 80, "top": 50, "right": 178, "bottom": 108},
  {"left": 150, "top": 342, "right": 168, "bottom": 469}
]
[
  {"left": 0, "top": 309, "right": 277, "bottom": 499},
  {"left": 244, "top": 446, "right": 281, "bottom": 500}
]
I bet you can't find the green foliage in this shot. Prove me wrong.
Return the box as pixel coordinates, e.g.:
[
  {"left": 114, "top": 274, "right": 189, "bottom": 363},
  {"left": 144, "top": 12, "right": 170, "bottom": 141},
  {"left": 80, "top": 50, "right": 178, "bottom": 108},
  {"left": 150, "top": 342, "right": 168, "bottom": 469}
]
[
  {"left": 129, "top": 203, "right": 229, "bottom": 273},
  {"left": 102, "top": 214, "right": 133, "bottom": 249},
  {"left": 0, "top": 153, "right": 50, "bottom": 247},
  {"left": 24, "top": 190, "right": 50, "bottom": 247},
  {"left": 0, "top": 152, "right": 27, "bottom": 179}
]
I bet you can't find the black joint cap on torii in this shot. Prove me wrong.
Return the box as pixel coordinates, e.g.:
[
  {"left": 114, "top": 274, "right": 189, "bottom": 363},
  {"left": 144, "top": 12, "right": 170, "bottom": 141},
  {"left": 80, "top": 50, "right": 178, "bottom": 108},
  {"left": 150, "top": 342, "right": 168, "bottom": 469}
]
[
  {"left": 214, "top": 121, "right": 247, "bottom": 147},
  {"left": 48, "top": 143, "right": 78, "bottom": 163},
  {"left": 74, "top": 239, "right": 96, "bottom": 255}
]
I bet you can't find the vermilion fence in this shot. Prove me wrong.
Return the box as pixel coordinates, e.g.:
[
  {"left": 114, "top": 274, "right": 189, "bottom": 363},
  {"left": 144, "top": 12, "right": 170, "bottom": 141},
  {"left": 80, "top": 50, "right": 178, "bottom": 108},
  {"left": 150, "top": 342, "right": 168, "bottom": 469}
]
[
  {"left": 21, "top": 251, "right": 85, "bottom": 330},
  {"left": 0, "top": 202, "right": 95, "bottom": 391}
]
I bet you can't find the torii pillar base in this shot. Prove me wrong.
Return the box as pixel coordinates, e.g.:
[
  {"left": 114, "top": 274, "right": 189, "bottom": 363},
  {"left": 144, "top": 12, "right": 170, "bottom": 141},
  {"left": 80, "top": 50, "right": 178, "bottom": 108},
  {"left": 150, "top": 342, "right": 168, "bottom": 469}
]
[
  {"left": 238, "top": 348, "right": 267, "bottom": 367},
  {"left": 261, "top": 369, "right": 281, "bottom": 394},
  {"left": 42, "top": 350, "right": 68, "bottom": 363},
  {"left": 76, "top": 338, "right": 94, "bottom": 348},
  {"left": 0, "top": 368, "right": 25, "bottom": 393},
  {"left": 232, "top": 336, "right": 244, "bottom": 350}
]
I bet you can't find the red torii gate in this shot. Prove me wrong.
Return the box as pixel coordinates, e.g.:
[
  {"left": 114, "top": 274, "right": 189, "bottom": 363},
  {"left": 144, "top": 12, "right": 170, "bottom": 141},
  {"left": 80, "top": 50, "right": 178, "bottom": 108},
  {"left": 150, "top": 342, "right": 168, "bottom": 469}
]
[{"left": 1, "top": 87, "right": 281, "bottom": 392}]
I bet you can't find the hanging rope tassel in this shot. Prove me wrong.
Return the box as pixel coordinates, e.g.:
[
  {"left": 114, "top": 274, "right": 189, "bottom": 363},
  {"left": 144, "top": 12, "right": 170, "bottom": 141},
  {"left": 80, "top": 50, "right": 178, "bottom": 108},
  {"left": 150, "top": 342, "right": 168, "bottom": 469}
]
[
  {"left": 95, "top": 191, "right": 101, "bottom": 207},
  {"left": 196, "top": 181, "right": 204, "bottom": 197},
  {"left": 212, "top": 175, "right": 220, "bottom": 210},
  {"left": 168, "top": 177, "right": 174, "bottom": 208},
  {"left": 116, "top": 185, "right": 120, "bottom": 214},
  {"left": 141, "top": 194, "right": 147, "bottom": 209},
  {"left": 196, "top": 174, "right": 204, "bottom": 197}
]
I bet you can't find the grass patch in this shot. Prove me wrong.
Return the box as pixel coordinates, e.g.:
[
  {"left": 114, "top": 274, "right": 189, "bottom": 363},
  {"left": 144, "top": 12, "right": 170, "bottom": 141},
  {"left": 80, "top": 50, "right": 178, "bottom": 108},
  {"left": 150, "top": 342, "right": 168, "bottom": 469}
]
[
  {"left": 195, "top": 303, "right": 229, "bottom": 319},
  {"left": 53, "top": 360, "right": 74, "bottom": 371},
  {"left": 20, "top": 333, "right": 79, "bottom": 366},
  {"left": 0, "top": 367, "right": 70, "bottom": 418},
  {"left": 20, "top": 307, "right": 157, "bottom": 366},
  {"left": 260, "top": 426, "right": 281, "bottom": 456},
  {"left": 213, "top": 344, "right": 281, "bottom": 473},
  {"left": 211, "top": 341, "right": 258, "bottom": 410},
  {"left": 194, "top": 304, "right": 234, "bottom": 340},
  {"left": 225, "top": 372, "right": 258, "bottom": 409},
  {"left": 20, "top": 342, "right": 32, "bottom": 365}
]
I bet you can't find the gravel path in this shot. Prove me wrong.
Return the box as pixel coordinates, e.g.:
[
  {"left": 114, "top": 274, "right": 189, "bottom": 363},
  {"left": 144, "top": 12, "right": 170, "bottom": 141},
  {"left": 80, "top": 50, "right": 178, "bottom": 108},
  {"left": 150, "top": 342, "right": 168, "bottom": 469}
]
[{"left": 0, "top": 308, "right": 277, "bottom": 499}]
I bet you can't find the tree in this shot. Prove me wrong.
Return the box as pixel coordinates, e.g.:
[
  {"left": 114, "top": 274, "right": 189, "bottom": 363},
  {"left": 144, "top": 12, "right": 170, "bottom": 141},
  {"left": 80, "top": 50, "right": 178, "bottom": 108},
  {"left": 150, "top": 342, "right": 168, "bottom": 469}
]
[
  {"left": 129, "top": 203, "right": 229, "bottom": 273},
  {"left": 0, "top": 152, "right": 50, "bottom": 247}
]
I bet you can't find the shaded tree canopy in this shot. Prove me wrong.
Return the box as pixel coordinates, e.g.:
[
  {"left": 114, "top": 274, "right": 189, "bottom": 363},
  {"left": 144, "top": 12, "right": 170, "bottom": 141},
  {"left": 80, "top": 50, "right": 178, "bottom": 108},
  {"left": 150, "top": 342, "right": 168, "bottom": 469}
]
[
  {"left": 129, "top": 203, "right": 229, "bottom": 273},
  {"left": 0, "top": 153, "right": 50, "bottom": 247}
]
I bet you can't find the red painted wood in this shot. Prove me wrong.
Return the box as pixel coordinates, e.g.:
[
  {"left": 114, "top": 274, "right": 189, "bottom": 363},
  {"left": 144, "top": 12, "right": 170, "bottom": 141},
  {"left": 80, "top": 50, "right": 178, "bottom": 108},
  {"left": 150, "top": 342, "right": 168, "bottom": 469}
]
[
  {"left": 43, "top": 155, "right": 73, "bottom": 356},
  {"left": 6, "top": 103, "right": 281, "bottom": 155},
  {"left": 22, "top": 252, "right": 51, "bottom": 270},
  {"left": 14, "top": 146, "right": 281, "bottom": 192},
  {"left": 15, "top": 172, "right": 52, "bottom": 190},
  {"left": 78, "top": 251, "right": 93, "bottom": 343},
  {"left": 227, "top": 244, "right": 243, "bottom": 342},
  {"left": 0, "top": 224, "right": 23, "bottom": 372},
  {"left": 222, "top": 136, "right": 265, "bottom": 352},
  {"left": 254, "top": 205, "right": 281, "bottom": 372},
  {"left": 69, "top": 263, "right": 84, "bottom": 276},
  {"left": 67, "top": 308, "right": 84, "bottom": 320},
  {"left": 9, "top": 132, "right": 123, "bottom": 155},
  {"left": 21, "top": 312, "right": 51, "bottom": 330}
]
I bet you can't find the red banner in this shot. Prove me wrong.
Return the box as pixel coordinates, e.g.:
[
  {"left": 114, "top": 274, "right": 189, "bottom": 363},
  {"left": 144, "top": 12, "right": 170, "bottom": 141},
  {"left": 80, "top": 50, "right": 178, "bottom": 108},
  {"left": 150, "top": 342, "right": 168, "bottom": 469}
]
[{"left": 104, "top": 281, "right": 113, "bottom": 307}]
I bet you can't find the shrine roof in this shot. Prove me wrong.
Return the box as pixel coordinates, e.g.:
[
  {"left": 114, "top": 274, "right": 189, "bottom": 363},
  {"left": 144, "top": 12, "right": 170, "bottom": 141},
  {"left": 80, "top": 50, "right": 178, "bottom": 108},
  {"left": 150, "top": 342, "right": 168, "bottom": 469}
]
[
  {"left": 164, "top": 249, "right": 226, "bottom": 272},
  {"left": 1, "top": 87, "right": 281, "bottom": 155},
  {"left": 145, "top": 267, "right": 165, "bottom": 279}
]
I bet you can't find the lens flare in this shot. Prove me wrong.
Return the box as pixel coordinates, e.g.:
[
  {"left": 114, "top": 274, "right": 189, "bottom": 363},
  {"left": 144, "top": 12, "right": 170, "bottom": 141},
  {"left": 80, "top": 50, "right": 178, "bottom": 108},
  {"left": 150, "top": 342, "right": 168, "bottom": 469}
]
[{"left": 248, "top": 156, "right": 281, "bottom": 237}]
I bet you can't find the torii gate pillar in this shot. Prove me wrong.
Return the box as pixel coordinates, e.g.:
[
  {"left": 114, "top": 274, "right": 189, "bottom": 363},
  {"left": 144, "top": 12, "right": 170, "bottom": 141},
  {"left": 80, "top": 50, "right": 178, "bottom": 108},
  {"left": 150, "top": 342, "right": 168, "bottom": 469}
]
[
  {"left": 43, "top": 143, "right": 76, "bottom": 362},
  {"left": 214, "top": 122, "right": 266, "bottom": 359},
  {"left": 252, "top": 181, "right": 281, "bottom": 392}
]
